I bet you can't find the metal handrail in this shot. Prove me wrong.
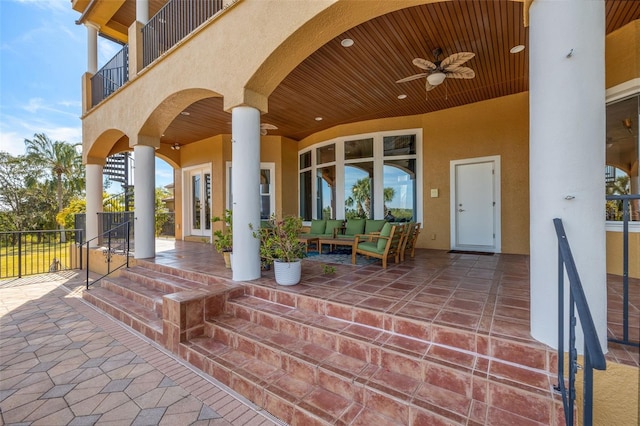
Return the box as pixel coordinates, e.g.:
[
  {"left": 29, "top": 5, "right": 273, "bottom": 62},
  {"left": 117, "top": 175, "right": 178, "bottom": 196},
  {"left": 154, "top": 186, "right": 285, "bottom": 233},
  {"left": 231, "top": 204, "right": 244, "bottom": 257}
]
[
  {"left": 605, "top": 194, "right": 640, "bottom": 347},
  {"left": 553, "top": 218, "right": 606, "bottom": 426},
  {"left": 84, "top": 221, "right": 131, "bottom": 290}
]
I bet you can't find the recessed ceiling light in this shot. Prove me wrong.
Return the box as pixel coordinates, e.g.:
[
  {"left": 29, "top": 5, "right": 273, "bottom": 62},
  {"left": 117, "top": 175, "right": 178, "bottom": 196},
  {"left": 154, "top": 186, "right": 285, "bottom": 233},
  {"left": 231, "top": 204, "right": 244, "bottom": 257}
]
[
  {"left": 510, "top": 45, "right": 525, "bottom": 54},
  {"left": 315, "top": 117, "right": 323, "bottom": 121},
  {"left": 341, "top": 38, "right": 354, "bottom": 48},
  {"left": 397, "top": 94, "right": 407, "bottom": 100},
  {"left": 180, "top": 111, "right": 190, "bottom": 116}
]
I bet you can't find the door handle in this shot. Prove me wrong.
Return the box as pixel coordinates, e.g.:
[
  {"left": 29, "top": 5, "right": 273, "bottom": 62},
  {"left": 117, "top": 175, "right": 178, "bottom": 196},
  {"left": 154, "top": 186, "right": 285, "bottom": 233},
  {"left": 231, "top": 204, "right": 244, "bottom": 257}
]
[{"left": 458, "top": 209, "right": 465, "bottom": 212}]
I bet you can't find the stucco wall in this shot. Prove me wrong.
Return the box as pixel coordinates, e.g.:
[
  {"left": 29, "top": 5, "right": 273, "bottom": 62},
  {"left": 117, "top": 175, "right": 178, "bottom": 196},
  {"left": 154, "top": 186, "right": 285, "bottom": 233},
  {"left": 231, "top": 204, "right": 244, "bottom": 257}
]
[
  {"left": 606, "top": 231, "right": 640, "bottom": 278},
  {"left": 297, "top": 92, "right": 530, "bottom": 254},
  {"left": 606, "top": 20, "right": 640, "bottom": 88}
]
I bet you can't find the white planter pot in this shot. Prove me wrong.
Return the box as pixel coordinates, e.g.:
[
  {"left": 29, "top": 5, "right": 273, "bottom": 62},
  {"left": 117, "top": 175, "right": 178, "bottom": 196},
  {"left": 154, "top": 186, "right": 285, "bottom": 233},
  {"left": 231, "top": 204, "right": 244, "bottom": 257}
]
[{"left": 273, "top": 260, "right": 301, "bottom": 286}]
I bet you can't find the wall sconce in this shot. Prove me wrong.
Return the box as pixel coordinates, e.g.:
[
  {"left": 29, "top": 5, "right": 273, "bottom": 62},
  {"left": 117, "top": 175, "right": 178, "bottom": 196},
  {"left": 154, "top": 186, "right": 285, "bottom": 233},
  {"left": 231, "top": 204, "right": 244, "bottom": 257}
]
[{"left": 622, "top": 118, "right": 633, "bottom": 134}]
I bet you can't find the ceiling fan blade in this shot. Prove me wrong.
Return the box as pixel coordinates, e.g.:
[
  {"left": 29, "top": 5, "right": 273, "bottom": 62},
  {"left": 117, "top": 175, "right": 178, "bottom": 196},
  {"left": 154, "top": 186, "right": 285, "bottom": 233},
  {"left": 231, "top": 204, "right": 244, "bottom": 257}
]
[
  {"left": 396, "top": 73, "right": 427, "bottom": 83},
  {"left": 261, "top": 123, "right": 278, "bottom": 130},
  {"left": 440, "top": 52, "right": 475, "bottom": 70},
  {"left": 425, "top": 80, "right": 436, "bottom": 92},
  {"left": 412, "top": 58, "right": 437, "bottom": 71},
  {"left": 446, "top": 67, "right": 475, "bottom": 79}
]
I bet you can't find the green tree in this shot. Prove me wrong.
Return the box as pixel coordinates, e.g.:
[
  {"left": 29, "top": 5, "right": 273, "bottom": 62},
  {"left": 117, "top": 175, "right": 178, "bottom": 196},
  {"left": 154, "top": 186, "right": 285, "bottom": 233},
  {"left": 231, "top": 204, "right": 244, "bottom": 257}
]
[
  {"left": 0, "top": 152, "right": 54, "bottom": 232},
  {"left": 24, "top": 133, "right": 84, "bottom": 240}
]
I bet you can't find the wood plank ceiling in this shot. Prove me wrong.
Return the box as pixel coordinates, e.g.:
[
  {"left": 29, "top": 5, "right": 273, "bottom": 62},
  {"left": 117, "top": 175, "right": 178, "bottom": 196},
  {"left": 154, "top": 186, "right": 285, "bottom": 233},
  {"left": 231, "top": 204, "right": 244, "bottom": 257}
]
[{"left": 114, "top": 0, "right": 638, "bottom": 146}]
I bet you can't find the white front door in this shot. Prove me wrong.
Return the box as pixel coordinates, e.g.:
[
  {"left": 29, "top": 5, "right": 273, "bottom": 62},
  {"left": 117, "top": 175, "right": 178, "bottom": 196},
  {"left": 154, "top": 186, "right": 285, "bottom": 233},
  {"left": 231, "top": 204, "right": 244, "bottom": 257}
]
[
  {"left": 187, "top": 167, "right": 211, "bottom": 236},
  {"left": 450, "top": 156, "right": 501, "bottom": 252}
]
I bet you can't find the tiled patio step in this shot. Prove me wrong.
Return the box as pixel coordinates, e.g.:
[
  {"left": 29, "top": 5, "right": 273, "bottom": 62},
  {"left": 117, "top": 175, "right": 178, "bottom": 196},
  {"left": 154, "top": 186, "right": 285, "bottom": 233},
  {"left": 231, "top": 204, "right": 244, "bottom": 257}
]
[
  {"left": 119, "top": 266, "right": 214, "bottom": 294},
  {"left": 83, "top": 286, "right": 162, "bottom": 342},
  {"left": 243, "top": 283, "right": 557, "bottom": 373},
  {"left": 101, "top": 275, "right": 166, "bottom": 315},
  {"left": 224, "top": 295, "right": 554, "bottom": 397},
  {"left": 195, "top": 314, "right": 561, "bottom": 425},
  {"left": 134, "top": 259, "right": 239, "bottom": 288}
]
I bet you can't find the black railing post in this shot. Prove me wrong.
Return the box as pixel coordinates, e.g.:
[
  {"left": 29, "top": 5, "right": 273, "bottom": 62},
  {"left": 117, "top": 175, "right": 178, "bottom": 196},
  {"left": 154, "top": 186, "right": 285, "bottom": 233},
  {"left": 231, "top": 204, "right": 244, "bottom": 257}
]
[
  {"left": 17, "top": 232, "right": 22, "bottom": 278},
  {"left": 86, "top": 236, "right": 90, "bottom": 290},
  {"left": 79, "top": 230, "right": 83, "bottom": 272},
  {"left": 621, "top": 198, "right": 629, "bottom": 343},
  {"left": 126, "top": 221, "right": 130, "bottom": 268}
]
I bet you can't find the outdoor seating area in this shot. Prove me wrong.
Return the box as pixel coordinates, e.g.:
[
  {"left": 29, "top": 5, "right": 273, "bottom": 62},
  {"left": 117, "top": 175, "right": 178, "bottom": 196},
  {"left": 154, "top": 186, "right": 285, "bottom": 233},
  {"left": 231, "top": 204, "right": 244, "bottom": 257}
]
[{"left": 300, "top": 219, "right": 422, "bottom": 269}]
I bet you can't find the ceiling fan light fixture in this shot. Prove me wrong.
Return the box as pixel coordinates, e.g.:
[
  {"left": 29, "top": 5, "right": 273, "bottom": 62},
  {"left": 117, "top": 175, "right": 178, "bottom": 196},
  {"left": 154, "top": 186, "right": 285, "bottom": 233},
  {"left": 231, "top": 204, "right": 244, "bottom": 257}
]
[{"left": 427, "top": 72, "right": 446, "bottom": 86}]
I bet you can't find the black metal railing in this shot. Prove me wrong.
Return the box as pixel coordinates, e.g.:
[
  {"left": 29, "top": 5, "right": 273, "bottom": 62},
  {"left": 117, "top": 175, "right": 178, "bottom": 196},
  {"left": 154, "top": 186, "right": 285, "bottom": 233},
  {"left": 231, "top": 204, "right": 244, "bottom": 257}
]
[
  {"left": 85, "top": 221, "right": 131, "bottom": 290},
  {"left": 91, "top": 44, "right": 129, "bottom": 107},
  {"left": 0, "top": 230, "right": 83, "bottom": 279},
  {"left": 142, "top": 0, "right": 223, "bottom": 67},
  {"left": 553, "top": 218, "right": 607, "bottom": 426},
  {"left": 605, "top": 194, "right": 640, "bottom": 348}
]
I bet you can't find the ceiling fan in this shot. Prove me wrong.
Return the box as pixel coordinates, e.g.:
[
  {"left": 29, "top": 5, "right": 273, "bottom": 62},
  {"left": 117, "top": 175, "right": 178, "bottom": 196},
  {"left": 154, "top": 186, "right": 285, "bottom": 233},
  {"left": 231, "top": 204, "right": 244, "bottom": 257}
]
[
  {"left": 396, "top": 48, "right": 475, "bottom": 96},
  {"left": 260, "top": 123, "right": 278, "bottom": 135}
]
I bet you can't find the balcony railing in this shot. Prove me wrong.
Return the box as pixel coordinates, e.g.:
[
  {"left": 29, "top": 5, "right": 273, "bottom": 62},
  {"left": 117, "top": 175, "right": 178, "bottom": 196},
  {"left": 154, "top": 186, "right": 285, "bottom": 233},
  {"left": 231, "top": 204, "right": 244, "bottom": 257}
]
[
  {"left": 142, "top": 0, "right": 224, "bottom": 67},
  {"left": 91, "top": 44, "right": 129, "bottom": 107}
]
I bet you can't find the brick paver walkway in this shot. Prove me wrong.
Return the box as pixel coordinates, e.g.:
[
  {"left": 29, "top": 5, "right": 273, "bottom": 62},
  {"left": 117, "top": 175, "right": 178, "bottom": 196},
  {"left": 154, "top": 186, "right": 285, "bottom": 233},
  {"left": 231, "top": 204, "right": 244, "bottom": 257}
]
[{"left": 0, "top": 272, "right": 281, "bottom": 426}]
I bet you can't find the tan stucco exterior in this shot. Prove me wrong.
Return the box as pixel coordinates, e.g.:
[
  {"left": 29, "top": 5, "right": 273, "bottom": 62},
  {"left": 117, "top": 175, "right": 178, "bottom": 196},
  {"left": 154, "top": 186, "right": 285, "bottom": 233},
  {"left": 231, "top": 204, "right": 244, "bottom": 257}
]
[{"left": 80, "top": 3, "right": 638, "bottom": 263}]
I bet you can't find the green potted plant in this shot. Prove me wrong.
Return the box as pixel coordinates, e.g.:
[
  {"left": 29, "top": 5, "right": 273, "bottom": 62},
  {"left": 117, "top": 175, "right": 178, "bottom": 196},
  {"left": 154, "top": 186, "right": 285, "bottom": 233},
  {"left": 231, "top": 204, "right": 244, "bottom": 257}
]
[
  {"left": 254, "top": 215, "right": 306, "bottom": 285},
  {"left": 212, "top": 209, "right": 233, "bottom": 268}
]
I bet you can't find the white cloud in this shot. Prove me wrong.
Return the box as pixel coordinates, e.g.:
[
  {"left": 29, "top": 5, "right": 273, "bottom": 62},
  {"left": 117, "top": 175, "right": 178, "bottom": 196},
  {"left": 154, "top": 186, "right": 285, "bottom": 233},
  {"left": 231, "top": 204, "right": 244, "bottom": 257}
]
[
  {"left": 0, "top": 131, "right": 27, "bottom": 156},
  {"left": 14, "top": 0, "right": 67, "bottom": 13},
  {"left": 23, "top": 97, "right": 44, "bottom": 113},
  {"left": 22, "top": 98, "right": 79, "bottom": 119}
]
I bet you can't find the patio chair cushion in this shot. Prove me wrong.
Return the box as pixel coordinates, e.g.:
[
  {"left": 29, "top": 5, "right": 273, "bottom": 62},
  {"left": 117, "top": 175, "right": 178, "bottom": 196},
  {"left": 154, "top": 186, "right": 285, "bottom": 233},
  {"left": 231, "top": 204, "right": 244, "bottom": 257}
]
[
  {"left": 345, "top": 218, "right": 366, "bottom": 236},
  {"left": 357, "top": 241, "right": 383, "bottom": 254},
  {"left": 365, "top": 219, "right": 386, "bottom": 234},
  {"left": 309, "top": 219, "right": 326, "bottom": 235},
  {"left": 377, "top": 222, "right": 393, "bottom": 251},
  {"left": 325, "top": 219, "right": 343, "bottom": 236}
]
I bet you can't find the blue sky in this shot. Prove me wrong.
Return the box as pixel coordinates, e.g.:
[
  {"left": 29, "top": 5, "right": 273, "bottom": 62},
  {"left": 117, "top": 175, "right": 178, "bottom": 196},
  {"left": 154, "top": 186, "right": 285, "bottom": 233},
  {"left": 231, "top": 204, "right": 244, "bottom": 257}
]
[{"left": 0, "top": 0, "right": 173, "bottom": 189}]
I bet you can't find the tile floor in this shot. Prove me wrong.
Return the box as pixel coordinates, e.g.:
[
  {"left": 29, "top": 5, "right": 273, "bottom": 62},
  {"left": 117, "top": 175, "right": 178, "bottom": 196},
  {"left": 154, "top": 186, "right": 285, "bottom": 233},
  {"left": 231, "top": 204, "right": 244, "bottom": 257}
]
[{"left": 0, "top": 272, "right": 281, "bottom": 426}]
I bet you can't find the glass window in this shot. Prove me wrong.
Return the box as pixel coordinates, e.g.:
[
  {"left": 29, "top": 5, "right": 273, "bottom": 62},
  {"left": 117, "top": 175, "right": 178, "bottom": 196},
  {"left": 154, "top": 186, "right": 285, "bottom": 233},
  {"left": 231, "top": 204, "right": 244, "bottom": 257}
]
[
  {"left": 316, "top": 144, "right": 335, "bottom": 165},
  {"left": 606, "top": 94, "right": 639, "bottom": 221},
  {"left": 345, "top": 138, "right": 373, "bottom": 160},
  {"left": 300, "top": 170, "right": 312, "bottom": 220},
  {"left": 383, "top": 159, "right": 416, "bottom": 222},
  {"left": 345, "top": 162, "right": 374, "bottom": 219},
  {"left": 384, "top": 135, "right": 416, "bottom": 156},
  {"left": 260, "top": 169, "right": 271, "bottom": 220},
  {"left": 300, "top": 151, "right": 311, "bottom": 169},
  {"left": 317, "top": 166, "right": 336, "bottom": 219}
]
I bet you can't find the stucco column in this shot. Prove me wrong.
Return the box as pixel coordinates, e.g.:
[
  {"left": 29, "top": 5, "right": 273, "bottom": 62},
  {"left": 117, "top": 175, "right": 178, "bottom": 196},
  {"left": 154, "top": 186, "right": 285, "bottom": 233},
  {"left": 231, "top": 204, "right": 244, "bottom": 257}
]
[
  {"left": 86, "top": 24, "right": 98, "bottom": 74},
  {"left": 136, "top": 0, "right": 149, "bottom": 24},
  {"left": 529, "top": 0, "right": 607, "bottom": 351},
  {"left": 133, "top": 141, "right": 157, "bottom": 259},
  {"left": 85, "top": 162, "right": 103, "bottom": 246},
  {"left": 231, "top": 106, "right": 261, "bottom": 281}
]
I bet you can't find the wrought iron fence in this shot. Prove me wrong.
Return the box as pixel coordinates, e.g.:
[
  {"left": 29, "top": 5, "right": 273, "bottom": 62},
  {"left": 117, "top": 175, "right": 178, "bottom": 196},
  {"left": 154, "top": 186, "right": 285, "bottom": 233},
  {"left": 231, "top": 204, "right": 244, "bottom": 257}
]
[
  {"left": 0, "top": 230, "right": 83, "bottom": 279},
  {"left": 553, "top": 218, "right": 606, "bottom": 426},
  {"left": 91, "top": 44, "right": 129, "bottom": 107},
  {"left": 142, "top": 0, "right": 224, "bottom": 67}
]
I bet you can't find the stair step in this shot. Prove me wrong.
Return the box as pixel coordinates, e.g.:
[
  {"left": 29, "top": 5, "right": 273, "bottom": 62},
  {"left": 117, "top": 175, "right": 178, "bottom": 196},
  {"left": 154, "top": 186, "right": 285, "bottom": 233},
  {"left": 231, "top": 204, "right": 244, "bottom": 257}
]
[
  {"left": 83, "top": 286, "right": 162, "bottom": 342},
  {"left": 101, "top": 275, "right": 166, "bottom": 315},
  {"left": 224, "top": 295, "right": 554, "bottom": 397},
  {"left": 134, "top": 259, "right": 235, "bottom": 287},
  {"left": 120, "top": 266, "right": 213, "bottom": 293}
]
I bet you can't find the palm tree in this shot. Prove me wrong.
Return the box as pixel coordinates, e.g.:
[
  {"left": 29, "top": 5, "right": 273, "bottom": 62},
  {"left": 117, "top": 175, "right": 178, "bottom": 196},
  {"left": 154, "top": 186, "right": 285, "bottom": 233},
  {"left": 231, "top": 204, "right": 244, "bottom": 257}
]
[
  {"left": 24, "top": 133, "right": 83, "bottom": 241},
  {"left": 345, "top": 177, "right": 371, "bottom": 218}
]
